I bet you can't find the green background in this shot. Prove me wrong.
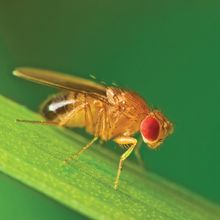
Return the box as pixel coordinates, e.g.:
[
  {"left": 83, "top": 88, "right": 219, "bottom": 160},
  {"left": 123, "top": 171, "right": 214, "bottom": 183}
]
[{"left": 0, "top": 1, "right": 220, "bottom": 219}]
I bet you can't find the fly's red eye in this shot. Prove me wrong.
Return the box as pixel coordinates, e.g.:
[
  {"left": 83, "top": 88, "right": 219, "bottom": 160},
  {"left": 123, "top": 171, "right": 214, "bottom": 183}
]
[{"left": 141, "top": 116, "right": 160, "bottom": 141}]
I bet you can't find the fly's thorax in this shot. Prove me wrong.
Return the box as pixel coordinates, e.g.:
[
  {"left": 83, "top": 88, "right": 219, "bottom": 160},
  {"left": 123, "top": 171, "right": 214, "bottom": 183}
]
[
  {"left": 107, "top": 87, "right": 149, "bottom": 113},
  {"left": 103, "top": 88, "right": 149, "bottom": 139}
]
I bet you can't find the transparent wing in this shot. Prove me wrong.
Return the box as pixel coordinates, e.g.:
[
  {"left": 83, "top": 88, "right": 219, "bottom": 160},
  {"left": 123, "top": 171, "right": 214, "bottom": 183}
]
[{"left": 13, "top": 67, "right": 107, "bottom": 99}]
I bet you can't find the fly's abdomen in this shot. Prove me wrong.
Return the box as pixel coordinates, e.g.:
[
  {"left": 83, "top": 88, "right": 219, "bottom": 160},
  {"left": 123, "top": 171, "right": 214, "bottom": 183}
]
[
  {"left": 40, "top": 92, "right": 74, "bottom": 122},
  {"left": 40, "top": 91, "right": 110, "bottom": 136}
]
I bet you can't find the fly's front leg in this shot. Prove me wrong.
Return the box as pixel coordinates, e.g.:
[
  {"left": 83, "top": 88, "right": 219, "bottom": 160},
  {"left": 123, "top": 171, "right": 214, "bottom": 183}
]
[{"left": 113, "top": 136, "right": 137, "bottom": 190}]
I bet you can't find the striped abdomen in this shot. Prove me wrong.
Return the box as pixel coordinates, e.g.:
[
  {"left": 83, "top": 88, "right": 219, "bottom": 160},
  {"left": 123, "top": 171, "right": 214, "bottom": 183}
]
[
  {"left": 40, "top": 91, "right": 105, "bottom": 132},
  {"left": 40, "top": 92, "right": 75, "bottom": 122}
]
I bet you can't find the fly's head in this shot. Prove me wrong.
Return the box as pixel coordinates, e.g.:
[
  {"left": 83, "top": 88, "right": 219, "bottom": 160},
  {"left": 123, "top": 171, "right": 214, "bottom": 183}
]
[{"left": 140, "top": 110, "right": 173, "bottom": 149}]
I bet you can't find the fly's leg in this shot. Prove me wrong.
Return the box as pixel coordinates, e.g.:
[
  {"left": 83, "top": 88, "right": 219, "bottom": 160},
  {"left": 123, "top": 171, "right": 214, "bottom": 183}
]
[
  {"left": 103, "top": 106, "right": 111, "bottom": 140},
  {"left": 134, "top": 136, "right": 145, "bottom": 167},
  {"left": 65, "top": 107, "right": 104, "bottom": 163},
  {"left": 113, "top": 136, "right": 137, "bottom": 190},
  {"left": 84, "top": 95, "right": 94, "bottom": 132},
  {"left": 63, "top": 102, "right": 98, "bottom": 164},
  {"left": 94, "top": 108, "right": 105, "bottom": 137},
  {"left": 64, "top": 102, "right": 106, "bottom": 164},
  {"left": 58, "top": 103, "right": 86, "bottom": 126},
  {"left": 64, "top": 136, "right": 98, "bottom": 164},
  {"left": 16, "top": 119, "right": 59, "bottom": 126}
]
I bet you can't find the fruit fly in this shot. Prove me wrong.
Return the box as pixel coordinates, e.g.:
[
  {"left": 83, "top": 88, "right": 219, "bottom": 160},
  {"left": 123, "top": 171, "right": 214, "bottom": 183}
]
[{"left": 13, "top": 67, "right": 173, "bottom": 190}]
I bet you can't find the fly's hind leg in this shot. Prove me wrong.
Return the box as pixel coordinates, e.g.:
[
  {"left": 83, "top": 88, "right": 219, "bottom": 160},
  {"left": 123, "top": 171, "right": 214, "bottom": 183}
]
[
  {"left": 64, "top": 136, "right": 98, "bottom": 164},
  {"left": 64, "top": 103, "right": 103, "bottom": 164},
  {"left": 16, "top": 119, "right": 59, "bottom": 126},
  {"left": 113, "top": 136, "right": 137, "bottom": 190}
]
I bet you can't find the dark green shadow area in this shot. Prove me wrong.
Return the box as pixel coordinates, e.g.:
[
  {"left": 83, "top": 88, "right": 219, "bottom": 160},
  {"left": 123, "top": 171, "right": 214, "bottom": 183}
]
[{"left": 0, "top": 173, "right": 87, "bottom": 220}]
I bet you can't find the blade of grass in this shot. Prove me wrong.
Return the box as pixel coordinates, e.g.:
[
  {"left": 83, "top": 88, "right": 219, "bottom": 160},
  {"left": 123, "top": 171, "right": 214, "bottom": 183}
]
[{"left": 0, "top": 95, "right": 219, "bottom": 220}]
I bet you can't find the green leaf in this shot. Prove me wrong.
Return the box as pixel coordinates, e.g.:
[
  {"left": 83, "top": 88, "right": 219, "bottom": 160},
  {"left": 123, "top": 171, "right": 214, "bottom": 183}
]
[{"left": 0, "top": 95, "right": 219, "bottom": 220}]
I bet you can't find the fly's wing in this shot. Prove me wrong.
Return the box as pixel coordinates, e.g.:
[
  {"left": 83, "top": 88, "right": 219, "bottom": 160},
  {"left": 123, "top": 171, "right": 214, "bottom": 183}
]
[{"left": 13, "top": 67, "right": 107, "bottom": 101}]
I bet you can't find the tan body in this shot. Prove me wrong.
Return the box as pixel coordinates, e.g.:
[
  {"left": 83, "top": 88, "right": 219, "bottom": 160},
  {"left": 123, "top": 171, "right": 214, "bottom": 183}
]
[
  {"left": 13, "top": 67, "right": 173, "bottom": 190},
  {"left": 41, "top": 88, "right": 149, "bottom": 141}
]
